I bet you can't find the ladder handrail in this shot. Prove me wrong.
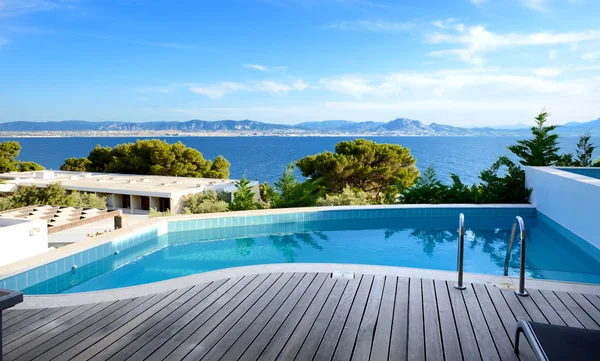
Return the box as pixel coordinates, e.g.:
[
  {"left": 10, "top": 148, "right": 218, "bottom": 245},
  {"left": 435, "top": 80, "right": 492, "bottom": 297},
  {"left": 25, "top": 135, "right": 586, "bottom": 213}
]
[
  {"left": 503, "top": 216, "right": 528, "bottom": 296},
  {"left": 455, "top": 213, "right": 466, "bottom": 290}
]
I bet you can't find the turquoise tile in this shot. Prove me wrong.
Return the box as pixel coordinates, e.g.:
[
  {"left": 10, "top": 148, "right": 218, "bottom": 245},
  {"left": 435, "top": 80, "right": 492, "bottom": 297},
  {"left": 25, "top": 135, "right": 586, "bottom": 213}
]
[
  {"left": 37, "top": 265, "right": 48, "bottom": 283},
  {"left": 5, "top": 277, "right": 16, "bottom": 291},
  {"left": 16, "top": 273, "right": 26, "bottom": 290},
  {"left": 26, "top": 269, "right": 37, "bottom": 287},
  {"left": 47, "top": 261, "right": 58, "bottom": 279},
  {"left": 57, "top": 258, "right": 66, "bottom": 275},
  {"left": 65, "top": 255, "right": 75, "bottom": 270},
  {"left": 81, "top": 251, "right": 89, "bottom": 266},
  {"left": 89, "top": 248, "right": 98, "bottom": 263}
]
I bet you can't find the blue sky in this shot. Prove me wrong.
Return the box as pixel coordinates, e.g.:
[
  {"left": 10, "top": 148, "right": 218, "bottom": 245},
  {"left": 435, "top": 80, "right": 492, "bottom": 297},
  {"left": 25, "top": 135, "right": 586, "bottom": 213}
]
[{"left": 1, "top": 0, "right": 600, "bottom": 126}]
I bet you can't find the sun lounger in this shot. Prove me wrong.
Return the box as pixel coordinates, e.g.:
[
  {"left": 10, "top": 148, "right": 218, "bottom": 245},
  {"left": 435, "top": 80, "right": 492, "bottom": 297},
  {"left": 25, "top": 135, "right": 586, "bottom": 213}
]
[{"left": 514, "top": 319, "right": 600, "bottom": 361}]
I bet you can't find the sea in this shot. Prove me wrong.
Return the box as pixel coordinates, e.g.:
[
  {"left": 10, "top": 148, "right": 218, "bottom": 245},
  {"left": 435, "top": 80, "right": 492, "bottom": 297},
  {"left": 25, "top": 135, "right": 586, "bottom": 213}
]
[{"left": 1, "top": 136, "right": 582, "bottom": 185}]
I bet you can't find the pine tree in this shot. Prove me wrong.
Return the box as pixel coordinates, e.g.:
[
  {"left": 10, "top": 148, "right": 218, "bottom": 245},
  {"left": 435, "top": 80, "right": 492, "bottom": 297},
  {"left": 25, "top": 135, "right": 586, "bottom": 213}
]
[
  {"left": 575, "top": 131, "right": 596, "bottom": 167},
  {"left": 230, "top": 176, "right": 257, "bottom": 211},
  {"left": 508, "top": 110, "right": 561, "bottom": 166}
]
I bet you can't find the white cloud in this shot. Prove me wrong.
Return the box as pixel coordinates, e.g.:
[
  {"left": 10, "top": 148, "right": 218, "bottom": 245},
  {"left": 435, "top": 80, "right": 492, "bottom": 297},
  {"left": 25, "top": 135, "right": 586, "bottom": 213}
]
[
  {"left": 427, "top": 25, "right": 600, "bottom": 65},
  {"left": 549, "top": 49, "right": 558, "bottom": 59},
  {"left": 244, "top": 64, "right": 269, "bottom": 72},
  {"left": 0, "top": 0, "right": 58, "bottom": 17},
  {"left": 521, "top": 0, "right": 548, "bottom": 11},
  {"left": 319, "top": 77, "right": 375, "bottom": 98},
  {"left": 533, "top": 68, "right": 561, "bottom": 77},
  {"left": 189, "top": 82, "right": 246, "bottom": 99},
  {"left": 327, "top": 20, "right": 414, "bottom": 32},
  {"left": 581, "top": 51, "right": 600, "bottom": 61},
  {"left": 189, "top": 80, "right": 308, "bottom": 98}
]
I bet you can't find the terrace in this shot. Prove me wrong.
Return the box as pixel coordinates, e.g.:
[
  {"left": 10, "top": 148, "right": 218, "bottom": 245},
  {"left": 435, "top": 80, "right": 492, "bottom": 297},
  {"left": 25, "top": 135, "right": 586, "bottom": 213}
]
[
  {"left": 1, "top": 167, "right": 600, "bottom": 360},
  {"left": 3, "top": 265, "right": 600, "bottom": 361}
]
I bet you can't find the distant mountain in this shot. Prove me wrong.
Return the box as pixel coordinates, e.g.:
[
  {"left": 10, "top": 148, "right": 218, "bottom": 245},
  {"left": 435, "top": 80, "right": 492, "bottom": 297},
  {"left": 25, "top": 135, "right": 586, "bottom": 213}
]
[
  {"left": 562, "top": 118, "right": 600, "bottom": 129},
  {"left": 1, "top": 117, "right": 599, "bottom": 136}
]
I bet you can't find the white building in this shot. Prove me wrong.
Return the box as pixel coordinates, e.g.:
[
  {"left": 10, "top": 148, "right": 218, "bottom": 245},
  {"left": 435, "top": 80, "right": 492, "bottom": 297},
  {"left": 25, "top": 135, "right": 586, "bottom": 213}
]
[
  {"left": 0, "top": 217, "right": 47, "bottom": 267},
  {"left": 0, "top": 171, "right": 259, "bottom": 214}
]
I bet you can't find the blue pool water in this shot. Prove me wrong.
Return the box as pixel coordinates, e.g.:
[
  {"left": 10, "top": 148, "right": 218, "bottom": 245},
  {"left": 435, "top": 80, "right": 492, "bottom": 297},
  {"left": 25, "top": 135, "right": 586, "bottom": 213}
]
[{"left": 23, "top": 214, "right": 600, "bottom": 294}]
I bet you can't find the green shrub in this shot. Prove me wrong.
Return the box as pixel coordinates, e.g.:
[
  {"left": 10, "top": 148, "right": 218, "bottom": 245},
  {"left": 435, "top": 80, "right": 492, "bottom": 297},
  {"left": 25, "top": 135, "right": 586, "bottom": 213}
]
[
  {"left": 230, "top": 176, "right": 259, "bottom": 211},
  {"left": 149, "top": 208, "right": 173, "bottom": 217},
  {"left": 1, "top": 183, "right": 107, "bottom": 210},
  {"left": 400, "top": 166, "right": 448, "bottom": 204},
  {"left": 316, "top": 186, "right": 371, "bottom": 206},
  {"left": 183, "top": 190, "right": 229, "bottom": 214},
  {"left": 271, "top": 164, "right": 324, "bottom": 208}
]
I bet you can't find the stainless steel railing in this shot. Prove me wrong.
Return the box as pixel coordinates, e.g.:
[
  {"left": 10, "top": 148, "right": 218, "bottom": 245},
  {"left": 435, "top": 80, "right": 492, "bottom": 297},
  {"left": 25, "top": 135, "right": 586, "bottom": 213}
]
[
  {"left": 455, "top": 213, "right": 466, "bottom": 290},
  {"left": 503, "top": 216, "right": 528, "bottom": 296}
]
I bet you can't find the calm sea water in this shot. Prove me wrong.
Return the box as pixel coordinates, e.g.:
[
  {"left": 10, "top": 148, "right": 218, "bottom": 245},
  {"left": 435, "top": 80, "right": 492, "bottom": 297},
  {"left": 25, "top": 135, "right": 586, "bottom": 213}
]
[{"left": 1, "top": 136, "right": 581, "bottom": 184}]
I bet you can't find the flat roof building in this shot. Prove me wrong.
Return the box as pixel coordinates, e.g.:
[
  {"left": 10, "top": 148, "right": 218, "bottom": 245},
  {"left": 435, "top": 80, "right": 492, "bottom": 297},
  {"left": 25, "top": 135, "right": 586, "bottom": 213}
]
[{"left": 0, "top": 171, "right": 258, "bottom": 214}]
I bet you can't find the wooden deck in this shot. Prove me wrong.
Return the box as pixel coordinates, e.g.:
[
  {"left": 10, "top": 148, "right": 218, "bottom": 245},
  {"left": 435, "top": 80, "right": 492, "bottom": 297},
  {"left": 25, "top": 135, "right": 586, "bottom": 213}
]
[{"left": 2, "top": 272, "right": 600, "bottom": 361}]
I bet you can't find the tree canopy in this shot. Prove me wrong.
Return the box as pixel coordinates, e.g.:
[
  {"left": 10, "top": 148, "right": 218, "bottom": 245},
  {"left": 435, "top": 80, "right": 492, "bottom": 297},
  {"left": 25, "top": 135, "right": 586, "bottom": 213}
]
[
  {"left": 296, "top": 139, "right": 419, "bottom": 201},
  {"left": 60, "top": 139, "right": 230, "bottom": 178},
  {"left": 0, "top": 141, "right": 45, "bottom": 173}
]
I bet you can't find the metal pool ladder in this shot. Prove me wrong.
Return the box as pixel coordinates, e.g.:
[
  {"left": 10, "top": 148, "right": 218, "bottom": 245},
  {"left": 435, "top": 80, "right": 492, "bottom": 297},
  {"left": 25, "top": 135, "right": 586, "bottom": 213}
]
[
  {"left": 503, "top": 216, "right": 528, "bottom": 297},
  {"left": 455, "top": 213, "right": 466, "bottom": 290}
]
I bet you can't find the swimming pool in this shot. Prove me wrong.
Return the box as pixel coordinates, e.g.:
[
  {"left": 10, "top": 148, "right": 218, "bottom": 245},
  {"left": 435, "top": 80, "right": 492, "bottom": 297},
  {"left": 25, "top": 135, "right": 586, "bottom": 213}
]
[{"left": 21, "top": 207, "right": 600, "bottom": 294}]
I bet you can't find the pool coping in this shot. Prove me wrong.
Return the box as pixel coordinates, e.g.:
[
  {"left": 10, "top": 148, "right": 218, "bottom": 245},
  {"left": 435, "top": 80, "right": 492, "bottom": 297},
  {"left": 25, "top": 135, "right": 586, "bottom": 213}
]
[{"left": 15, "top": 263, "right": 600, "bottom": 308}]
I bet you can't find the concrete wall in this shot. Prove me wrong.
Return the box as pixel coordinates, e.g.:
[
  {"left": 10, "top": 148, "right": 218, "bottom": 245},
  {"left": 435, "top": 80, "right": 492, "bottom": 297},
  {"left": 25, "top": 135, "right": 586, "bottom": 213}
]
[
  {"left": 525, "top": 166, "right": 600, "bottom": 248},
  {"left": 0, "top": 218, "right": 48, "bottom": 267}
]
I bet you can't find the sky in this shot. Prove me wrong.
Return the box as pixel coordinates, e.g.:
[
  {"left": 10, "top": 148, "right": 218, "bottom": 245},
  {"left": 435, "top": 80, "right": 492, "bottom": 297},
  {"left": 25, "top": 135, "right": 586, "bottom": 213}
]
[{"left": 1, "top": 0, "right": 600, "bottom": 126}]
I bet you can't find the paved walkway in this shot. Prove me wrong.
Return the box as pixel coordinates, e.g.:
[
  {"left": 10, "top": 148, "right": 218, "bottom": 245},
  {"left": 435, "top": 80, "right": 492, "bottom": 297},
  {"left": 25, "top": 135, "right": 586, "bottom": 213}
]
[{"left": 3, "top": 272, "right": 600, "bottom": 361}]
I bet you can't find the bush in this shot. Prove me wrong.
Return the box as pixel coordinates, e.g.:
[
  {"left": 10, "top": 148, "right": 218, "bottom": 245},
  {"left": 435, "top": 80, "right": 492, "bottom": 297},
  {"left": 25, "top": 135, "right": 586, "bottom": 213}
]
[
  {"left": 2, "top": 183, "right": 107, "bottom": 210},
  {"left": 0, "top": 197, "right": 12, "bottom": 211},
  {"left": 401, "top": 166, "right": 448, "bottom": 204},
  {"left": 271, "top": 164, "right": 324, "bottom": 208},
  {"left": 316, "top": 186, "right": 371, "bottom": 206},
  {"left": 0, "top": 141, "right": 45, "bottom": 173},
  {"left": 182, "top": 190, "right": 229, "bottom": 214},
  {"left": 230, "top": 176, "right": 259, "bottom": 211},
  {"left": 149, "top": 208, "right": 173, "bottom": 218}
]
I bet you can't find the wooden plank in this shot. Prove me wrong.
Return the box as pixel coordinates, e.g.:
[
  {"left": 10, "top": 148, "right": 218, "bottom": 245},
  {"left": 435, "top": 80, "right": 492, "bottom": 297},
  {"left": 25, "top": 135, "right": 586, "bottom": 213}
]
[
  {"left": 114, "top": 279, "right": 229, "bottom": 361},
  {"left": 329, "top": 274, "right": 373, "bottom": 361},
  {"left": 554, "top": 291, "right": 600, "bottom": 329},
  {"left": 161, "top": 274, "right": 271, "bottom": 360},
  {"left": 500, "top": 290, "right": 530, "bottom": 323},
  {"left": 68, "top": 287, "right": 193, "bottom": 361},
  {"left": 422, "top": 279, "right": 443, "bottom": 361},
  {"left": 434, "top": 280, "right": 462, "bottom": 361},
  {"left": 311, "top": 275, "right": 361, "bottom": 361},
  {"left": 237, "top": 273, "right": 328, "bottom": 361},
  {"left": 201, "top": 273, "right": 307, "bottom": 361},
  {"left": 389, "top": 277, "right": 409, "bottom": 361},
  {"left": 462, "top": 285, "right": 500, "bottom": 361},
  {"left": 27, "top": 295, "right": 157, "bottom": 361},
  {"left": 406, "top": 278, "right": 424, "bottom": 361},
  {"left": 568, "top": 293, "right": 600, "bottom": 326},
  {"left": 526, "top": 289, "right": 566, "bottom": 326},
  {"left": 139, "top": 276, "right": 252, "bottom": 361},
  {"left": 3, "top": 307, "right": 66, "bottom": 336},
  {"left": 272, "top": 278, "right": 342, "bottom": 361},
  {"left": 369, "top": 276, "right": 396, "bottom": 361},
  {"left": 583, "top": 294, "right": 600, "bottom": 311},
  {"left": 514, "top": 291, "right": 547, "bottom": 323},
  {"left": 13, "top": 298, "right": 138, "bottom": 361},
  {"left": 51, "top": 290, "right": 181, "bottom": 361},
  {"left": 448, "top": 282, "right": 481, "bottom": 361},
  {"left": 2, "top": 309, "right": 48, "bottom": 329},
  {"left": 143, "top": 275, "right": 262, "bottom": 361},
  {"left": 485, "top": 285, "right": 536, "bottom": 361},
  {"left": 9, "top": 301, "right": 118, "bottom": 361},
  {"left": 3, "top": 303, "right": 99, "bottom": 357},
  {"left": 222, "top": 273, "right": 319, "bottom": 361},
  {"left": 91, "top": 285, "right": 207, "bottom": 361},
  {"left": 351, "top": 275, "right": 385, "bottom": 361},
  {"left": 538, "top": 289, "right": 582, "bottom": 327},
  {"left": 177, "top": 274, "right": 285, "bottom": 361},
  {"left": 257, "top": 276, "right": 337, "bottom": 361},
  {"left": 293, "top": 278, "right": 349, "bottom": 361},
  {"left": 472, "top": 284, "right": 518, "bottom": 361}
]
